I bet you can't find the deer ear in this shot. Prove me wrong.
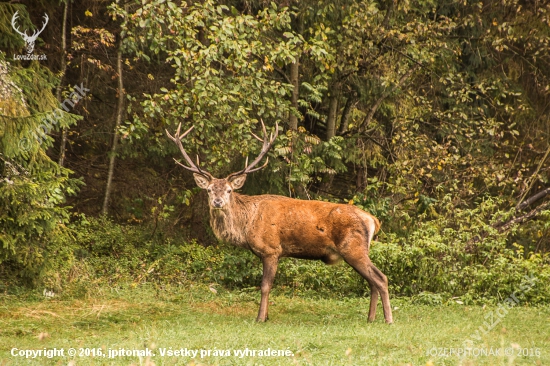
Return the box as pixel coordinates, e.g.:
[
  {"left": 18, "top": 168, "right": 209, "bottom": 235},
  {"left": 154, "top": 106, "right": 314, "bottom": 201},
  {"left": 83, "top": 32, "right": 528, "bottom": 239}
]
[
  {"left": 229, "top": 174, "right": 247, "bottom": 189},
  {"left": 193, "top": 174, "right": 211, "bottom": 189}
]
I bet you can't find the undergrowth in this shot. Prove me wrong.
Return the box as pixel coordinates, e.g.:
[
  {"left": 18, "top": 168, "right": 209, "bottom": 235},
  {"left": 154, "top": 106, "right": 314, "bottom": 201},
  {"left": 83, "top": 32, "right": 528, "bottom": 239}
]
[{"left": 2, "top": 211, "right": 548, "bottom": 305}]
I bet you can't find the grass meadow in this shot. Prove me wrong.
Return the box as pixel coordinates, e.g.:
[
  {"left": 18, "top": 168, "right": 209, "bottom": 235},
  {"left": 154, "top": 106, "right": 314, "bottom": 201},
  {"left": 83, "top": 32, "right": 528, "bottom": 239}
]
[{"left": 0, "top": 285, "right": 549, "bottom": 366}]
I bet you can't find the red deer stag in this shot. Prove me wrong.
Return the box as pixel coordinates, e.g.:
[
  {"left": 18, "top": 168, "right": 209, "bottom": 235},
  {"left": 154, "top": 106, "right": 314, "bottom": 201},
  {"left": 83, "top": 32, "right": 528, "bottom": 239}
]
[{"left": 166, "top": 121, "right": 393, "bottom": 324}]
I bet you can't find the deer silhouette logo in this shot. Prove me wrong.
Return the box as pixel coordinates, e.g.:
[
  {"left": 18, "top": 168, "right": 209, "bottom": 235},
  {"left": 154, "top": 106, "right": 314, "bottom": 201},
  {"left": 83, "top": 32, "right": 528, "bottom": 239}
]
[{"left": 11, "top": 11, "right": 49, "bottom": 54}]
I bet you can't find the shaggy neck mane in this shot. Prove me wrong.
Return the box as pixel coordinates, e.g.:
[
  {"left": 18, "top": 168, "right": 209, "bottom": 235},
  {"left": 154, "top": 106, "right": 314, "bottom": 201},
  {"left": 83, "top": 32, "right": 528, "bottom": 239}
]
[{"left": 209, "top": 193, "right": 254, "bottom": 247}]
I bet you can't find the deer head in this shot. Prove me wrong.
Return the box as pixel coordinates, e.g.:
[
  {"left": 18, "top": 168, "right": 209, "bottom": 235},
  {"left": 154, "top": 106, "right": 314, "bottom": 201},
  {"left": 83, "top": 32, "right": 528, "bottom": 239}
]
[
  {"left": 166, "top": 120, "right": 278, "bottom": 209},
  {"left": 11, "top": 11, "right": 49, "bottom": 54}
]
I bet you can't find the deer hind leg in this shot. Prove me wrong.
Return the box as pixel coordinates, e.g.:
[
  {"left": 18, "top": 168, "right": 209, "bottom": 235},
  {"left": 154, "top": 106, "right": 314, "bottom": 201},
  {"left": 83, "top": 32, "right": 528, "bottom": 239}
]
[
  {"left": 368, "top": 283, "right": 379, "bottom": 322},
  {"left": 257, "top": 256, "right": 278, "bottom": 322},
  {"left": 341, "top": 249, "right": 393, "bottom": 324},
  {"left": 371, "top": 264, "right": 392, "bottom": 324}
]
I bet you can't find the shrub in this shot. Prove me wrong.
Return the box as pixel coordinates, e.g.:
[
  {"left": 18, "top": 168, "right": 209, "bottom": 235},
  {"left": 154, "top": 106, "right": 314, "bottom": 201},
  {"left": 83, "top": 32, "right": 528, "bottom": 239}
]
[
  {"left": 370, "top": 204, "right": 550, "bottom": 303},
  {"left": 10, "top": 211, "right": 550, "bottom": 304}
]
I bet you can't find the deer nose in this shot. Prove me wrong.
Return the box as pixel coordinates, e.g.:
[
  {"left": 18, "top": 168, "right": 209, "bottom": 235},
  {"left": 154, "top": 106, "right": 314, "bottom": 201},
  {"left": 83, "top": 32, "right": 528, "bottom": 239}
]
[{"left": 212, "top": 198, "right": 224, "bottom": 208}]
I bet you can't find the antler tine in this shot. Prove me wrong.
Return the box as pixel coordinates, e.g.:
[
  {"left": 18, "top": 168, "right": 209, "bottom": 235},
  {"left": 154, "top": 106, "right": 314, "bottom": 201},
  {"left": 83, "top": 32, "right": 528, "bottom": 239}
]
[
  {"left": 249, "top": 119, "right": 269, "bottom": 143},
  {"left": 165, "top": 123, "right": 186, "bottom": 142},
  {"left": 41, "top": 14, "right": 49, "bottom": 31},
  {"left": 227, "top": 119, "right": 279, "bottom": 179},
  {"left": 166, "top": 124, "right": 212, "bottom": 178},
  {"left": 243, "top": 157, "right": 269, "bottom": 174},
  {"left": 11, "top": 11, "right": 27, "bottom": 38},
  {"left": 250, "top": 131, "right": 263, "bottom": 142},
  {"left": 30, "top": 13, "right": 48, "bottom": 39},
  {"left": 260, "top": 117, "right": 268, "bottom": 142},
  {"left": 271, "top": 122, "right": 279, "bottom": 143},
  {"left": 180, "top": 125, "right": 194, "bottom": 139}
]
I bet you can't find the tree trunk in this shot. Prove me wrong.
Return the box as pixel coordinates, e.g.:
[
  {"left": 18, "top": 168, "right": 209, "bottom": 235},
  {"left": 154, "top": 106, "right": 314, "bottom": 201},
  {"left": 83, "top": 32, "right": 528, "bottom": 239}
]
[
  {"left": 289, "top": 58, "right": 300, "bottom": 130},
  {"left": 355, "top": 139, "right": 368, "bottom": 192},
  {"left": 57, "top": 0, "right": 69, "bottom": 167},
  {"left": 356, "top": 166, "right": 366, "bottom": 192},
  {"left": 326, "top": 82, "right": 340, "bottom": 140},
  {"left": 382, "top": 0, "right": 397, "bottom": 29},
  {"left": 102, "top": 42, "right": 124, "bottom": 215},
  {"left": 319, "top": 83, "right": 341, "bottom": 193},
  {"left": 288, "top": 14, "right": 303, "bottom": 131},
  {"left": 339, "top": 95, "right": 357, "bottom": 135}
]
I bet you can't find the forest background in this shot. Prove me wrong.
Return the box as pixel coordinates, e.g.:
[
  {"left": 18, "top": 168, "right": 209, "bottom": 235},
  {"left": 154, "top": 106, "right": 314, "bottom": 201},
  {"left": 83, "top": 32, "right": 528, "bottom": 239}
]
[{"left": 1, "top": 0, "right": 550, "bottom": 304}]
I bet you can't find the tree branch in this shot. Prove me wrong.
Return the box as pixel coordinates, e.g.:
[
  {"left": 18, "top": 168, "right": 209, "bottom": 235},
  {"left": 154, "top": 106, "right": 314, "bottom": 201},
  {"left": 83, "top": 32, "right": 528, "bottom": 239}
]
[
  {"left": 517, "top": 187, "right": 550, "bottom": 211},
  {"left": 516, "top": 142, "right": 550, "bottom": 209},
  {"left": 357, "top": 64, "right": 418, "bottom": 134},
  {"left": 273, "top": 65, "right": 291, "bottom": 85},
  {"left": 496, "top": 201, "right": 550, "bottom": 233}
]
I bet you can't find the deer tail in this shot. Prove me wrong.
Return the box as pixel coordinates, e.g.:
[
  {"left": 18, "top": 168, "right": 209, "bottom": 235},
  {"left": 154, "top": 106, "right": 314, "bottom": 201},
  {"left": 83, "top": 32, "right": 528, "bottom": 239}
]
[{"left": 373, "top": 215, "right": 381, "bottom": 234}]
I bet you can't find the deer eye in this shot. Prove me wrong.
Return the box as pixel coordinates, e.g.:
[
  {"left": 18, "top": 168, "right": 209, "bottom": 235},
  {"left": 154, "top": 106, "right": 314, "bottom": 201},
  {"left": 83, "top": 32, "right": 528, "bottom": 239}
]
[
  {"left": 227, "top": 189, "right": 232, "bottom": 193},
  {"left": 207, "top": 188, "right": 212, "bottom": 193}
]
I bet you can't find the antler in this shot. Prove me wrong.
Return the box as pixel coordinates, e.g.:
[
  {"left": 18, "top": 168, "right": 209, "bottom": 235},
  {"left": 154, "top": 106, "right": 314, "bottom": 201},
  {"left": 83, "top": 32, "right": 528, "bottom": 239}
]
[
  {"left": 11, "top": 11, "right": 28, "bottom": 39},
  {"left": 11, "top": 11, "right": 48, "bottom": 40},
  {"left": 166, "top": 124, "right": 213, "bottom": 179},
  {"left": 227, "top": 118, "right": 279, "bottom": 179},
  {"left": 29, "top": 13, "right": 49, "bottom": 41}
]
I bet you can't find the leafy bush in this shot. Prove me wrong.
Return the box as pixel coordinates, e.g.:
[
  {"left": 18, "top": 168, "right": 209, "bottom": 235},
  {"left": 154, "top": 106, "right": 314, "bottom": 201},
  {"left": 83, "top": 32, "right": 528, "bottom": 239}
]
[
  {"left": 9, "top": 210, "right": 549, "bottom": 304},
  {"left": 370, "top": 201, "right": 550, "bottom": 304},
  {"left": 0, "top": 58, "right": 81, "bottom": 288}
]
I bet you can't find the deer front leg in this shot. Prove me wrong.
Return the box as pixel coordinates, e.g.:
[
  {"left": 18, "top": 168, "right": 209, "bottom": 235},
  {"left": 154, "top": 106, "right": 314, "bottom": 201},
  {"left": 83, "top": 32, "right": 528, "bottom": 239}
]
[{"left": 257, "top": 256, "right": 278, "bottom": 322}]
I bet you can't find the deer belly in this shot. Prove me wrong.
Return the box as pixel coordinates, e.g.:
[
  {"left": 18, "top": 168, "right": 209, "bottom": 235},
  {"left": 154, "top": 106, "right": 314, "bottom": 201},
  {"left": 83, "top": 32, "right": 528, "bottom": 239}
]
[
  {"left": 281, "top": 248, "right": 342, "bottom": 264},
  {"left": 322, "top": 252, "right": 342, "bottom": 264},
  {"left": 280, "top": 236, "right": 341, "bottom": 263}
]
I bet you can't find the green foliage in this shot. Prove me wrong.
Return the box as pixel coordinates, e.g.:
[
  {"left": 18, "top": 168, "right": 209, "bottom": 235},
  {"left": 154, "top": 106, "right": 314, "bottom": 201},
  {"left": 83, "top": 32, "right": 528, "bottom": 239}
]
[
  {"left": 31, "top": 216, "right": 550, "bottom": 304},
  {"left": 0, "top": 56, "right": 81, "bottom": 286},
  {"left": 371, "top": 199, "right": 550, "bottom": 304},
  {"left": 268, "top": 128, "right": 347, "bottom": 195},
  {"left": 0, "top": 3, "right": 29, "bottom": 51},
  {"left": 1, "top": 0, "right": 550, "bottom": 302},
  {"left": 110, "top": 0, "right": 302, "bottom": 173},
  {"left": 348, "top": 184, "right": 392, "bottom": 227}
]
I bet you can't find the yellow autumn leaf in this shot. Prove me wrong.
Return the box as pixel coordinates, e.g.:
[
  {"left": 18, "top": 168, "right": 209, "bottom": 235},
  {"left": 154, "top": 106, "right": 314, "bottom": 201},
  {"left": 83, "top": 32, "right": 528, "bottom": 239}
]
[{"left": 85, "top": 10, "right": 93, "bottom": 17}]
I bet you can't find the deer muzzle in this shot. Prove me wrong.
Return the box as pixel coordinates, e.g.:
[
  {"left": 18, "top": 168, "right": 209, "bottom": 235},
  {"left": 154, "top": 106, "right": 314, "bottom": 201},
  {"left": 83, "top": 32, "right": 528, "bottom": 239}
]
[{"left": 212, "top": 198, "right": 224, "bottom": 208}]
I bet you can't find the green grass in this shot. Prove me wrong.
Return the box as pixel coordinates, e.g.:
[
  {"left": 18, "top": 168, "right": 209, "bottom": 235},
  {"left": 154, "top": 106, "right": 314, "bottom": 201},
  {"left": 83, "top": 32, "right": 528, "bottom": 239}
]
[{"left": 0, "top": 285, "right": 548, "bottom": 365}]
